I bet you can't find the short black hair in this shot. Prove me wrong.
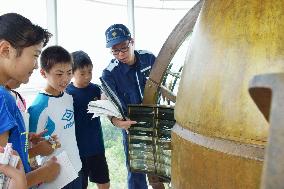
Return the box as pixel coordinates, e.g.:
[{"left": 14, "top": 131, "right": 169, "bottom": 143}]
[
  {"left": 71, "top": 50, "right": 93, "bottom": 73},
  {"left": 40, "top": 46, "right": 72, "bottom": 72},
  {"left": 0, "top": 13, "right": 52, "bottom": 56}
]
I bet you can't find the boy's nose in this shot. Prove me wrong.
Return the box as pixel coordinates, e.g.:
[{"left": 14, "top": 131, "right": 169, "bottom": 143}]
[
  {"left": 85, "top": 75, "right": 91, "bottom": 80},
  {"left": 62, "top": 74, "right": 72, "bottom": 84},
  {"left": 62, "top": 77, "right": 69, "bottom": 83}
]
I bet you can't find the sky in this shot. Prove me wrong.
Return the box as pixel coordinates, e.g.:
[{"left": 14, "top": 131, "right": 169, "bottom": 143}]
[{"left": 1, "top": 0, "right": 197, "bottom": 105}]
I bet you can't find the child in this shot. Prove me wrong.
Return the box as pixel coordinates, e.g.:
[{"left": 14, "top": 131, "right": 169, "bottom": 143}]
[
  {"left": 0, "top": 13, "right": 60, "bottom": 188},
  {"left": 28, "top": 45, "right": 82, "bottom": 188},
  {"left": 5, "top": 79, "right": 61, "bottom": 168},
  {"left": 66, "top": 51, "right": 110, "bottom": 189}
]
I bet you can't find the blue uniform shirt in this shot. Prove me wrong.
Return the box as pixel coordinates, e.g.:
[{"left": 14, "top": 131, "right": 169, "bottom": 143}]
[
  {"left": 66, "top": 83, "right": 105, "bottom": 157},
  {"left": 0, "top": 86, "right": 30, "bottom": 173},
  {"left": 102, "top": 50, "right": 156, "bottom": 115}
]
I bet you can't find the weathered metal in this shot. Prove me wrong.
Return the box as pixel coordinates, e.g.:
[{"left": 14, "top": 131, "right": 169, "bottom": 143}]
[
  {"left": 171, "top": 0, "right": 284, "bottom": 188},
  {"left": 249, "top": 73, "right": 284, "bottom": 189},
  {"left": 127, "top": 104, "right": 175, "bottom": 181},
  {"left": 142, "top": 0, "right": 284, "bottom": 188}
]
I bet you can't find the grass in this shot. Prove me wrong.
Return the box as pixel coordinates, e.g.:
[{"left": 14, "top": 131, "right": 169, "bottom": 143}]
[{"left": 87, "top": 117, "right": 127, "bottom": 189}]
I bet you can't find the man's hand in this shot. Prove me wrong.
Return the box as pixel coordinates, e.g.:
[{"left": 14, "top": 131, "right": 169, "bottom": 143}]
[{"left": 110, "top": 116, "right": 137, "bottom": 131}]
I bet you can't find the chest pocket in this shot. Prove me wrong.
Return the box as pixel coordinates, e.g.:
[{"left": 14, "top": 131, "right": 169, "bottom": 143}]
[
  {"left": 141, "top": 66, "right": 151, "bottom": 78},
  {"left": 121, "top": 90, "right": 141, "bottom": 105},
  {"left": 122, "top": 92, "right": 131, "bottom": 104}
]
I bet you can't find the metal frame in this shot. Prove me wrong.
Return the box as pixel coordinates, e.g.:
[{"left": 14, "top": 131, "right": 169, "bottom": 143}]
[{"left": 143, "top": 0, "right": 204, "bottom": 104}]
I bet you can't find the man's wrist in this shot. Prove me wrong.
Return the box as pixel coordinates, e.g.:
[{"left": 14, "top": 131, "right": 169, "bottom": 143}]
[{"left": 110, "top": 116, "right": 115, "bottom": 125}]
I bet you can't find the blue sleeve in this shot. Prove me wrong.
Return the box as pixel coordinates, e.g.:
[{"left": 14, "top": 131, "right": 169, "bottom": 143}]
[
  {"left": 101, "top": 70, "right": 118, "bottom": 96},
  {"left": 99, "top": 87, "right": 102, "bottom": 100},
  {"left": 0, "top": 95, "right": 16, "bottom": 134},
  {"left": 28, "top": 94, "right": 49, "bottom": 133}
]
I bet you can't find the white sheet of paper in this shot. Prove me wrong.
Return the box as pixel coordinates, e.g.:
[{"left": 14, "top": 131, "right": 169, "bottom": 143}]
[
  {"left": 88, "top": 99, "right": 122, "bottom": 118},
  {"left": 38, "top": 151, "right": 78, "bottom": 189}
]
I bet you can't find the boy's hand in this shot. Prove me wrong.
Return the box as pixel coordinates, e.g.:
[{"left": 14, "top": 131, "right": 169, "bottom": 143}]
[
  {"left": 0, "top": 163, "right": 27, "bottom": 189},
  {"left": 28, "top": 134, "right": 61, "bottom": 157},
  {"left": 0, "top": 146, "right": 27, "bottom": 189},
  {"left": 26, "top": 156, "right": 60, "bottom": 187},
  {"left": 41, "top": 156, "right": 60, "bottom": 183},
  {"left": 32, "top": 140, "right": 55, "bottom": 156},
  {"left": 29, "top": 130, "right": 48, "bottom": 145}
]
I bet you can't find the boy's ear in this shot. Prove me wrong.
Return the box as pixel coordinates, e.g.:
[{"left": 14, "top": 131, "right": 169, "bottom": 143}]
[
  {"left": 0, "top": 40, "right": 12, "bottom": 58},
  {"left": 40, "top": 68, "right": 47, "bottom": 78}
]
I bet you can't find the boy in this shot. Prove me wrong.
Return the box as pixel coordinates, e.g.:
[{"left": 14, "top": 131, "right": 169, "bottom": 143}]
[
  {"left": 28, "top": 45, "right": 82, "bottom": 188},
  {"left": 66, "top": 50, "right": 110, "bottom": 189},
  {"left": 0, "top": 13, "right": 60, "bottom": 188}
]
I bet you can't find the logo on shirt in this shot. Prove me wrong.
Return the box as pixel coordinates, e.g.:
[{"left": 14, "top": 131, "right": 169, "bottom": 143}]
[
  {"left": 62, "top": 109, "right": 73, "bottom": 121},
  {"left": 62, "top": 109, "right": 74, "bottom": 129}
]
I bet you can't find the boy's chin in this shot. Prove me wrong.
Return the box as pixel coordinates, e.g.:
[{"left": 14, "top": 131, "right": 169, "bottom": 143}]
[{"left": 81, "top": 83, "right": 89, "bottom": 88}]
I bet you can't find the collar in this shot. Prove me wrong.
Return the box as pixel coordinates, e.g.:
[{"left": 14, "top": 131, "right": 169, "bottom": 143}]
[
  {"left": 119, "top": 51, "right": 140, "bottom": 74},
  {"left": 40, "top": 90, "right": 64, "bottom": 97}
]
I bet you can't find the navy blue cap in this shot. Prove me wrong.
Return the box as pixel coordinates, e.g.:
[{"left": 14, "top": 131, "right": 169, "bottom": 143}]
[{"left": 105, "top": 24, "right": 131, "bottom": 48}]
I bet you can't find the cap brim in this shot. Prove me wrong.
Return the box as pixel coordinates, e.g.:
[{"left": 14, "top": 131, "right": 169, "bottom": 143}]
[{"left": 106, "top": 36, "right": 131, "bottom": 48}]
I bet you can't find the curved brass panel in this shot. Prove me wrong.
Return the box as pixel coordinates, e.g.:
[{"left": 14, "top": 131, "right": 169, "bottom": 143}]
[
  {"left": 175, "top": 0, "right": 284, "bottom": 145},
  {"left": 171, "top": 132, "right": 263, "bottom": 189},
  {"left": 172, "top": 0, "right": 284, "bottom": 188}
]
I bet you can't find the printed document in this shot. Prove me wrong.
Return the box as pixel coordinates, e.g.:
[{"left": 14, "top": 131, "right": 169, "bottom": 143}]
[{"left": 38, "top": 151, "right": 78, "bottom": 189}]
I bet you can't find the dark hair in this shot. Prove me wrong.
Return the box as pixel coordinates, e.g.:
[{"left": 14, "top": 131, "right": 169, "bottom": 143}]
[
  {"left": 0, "top": 13, "right": 52, "bottom": 56},
  {"left": 71, "top": 50, "right": 93, "bottom": 73},
  {"left": 40, "top": 46, "right": 72, "bottom": 72}
]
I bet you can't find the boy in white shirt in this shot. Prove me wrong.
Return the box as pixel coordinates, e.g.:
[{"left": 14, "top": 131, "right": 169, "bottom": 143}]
[{"left": 28, "top": 45, "right": 82, "bottom": 188}]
